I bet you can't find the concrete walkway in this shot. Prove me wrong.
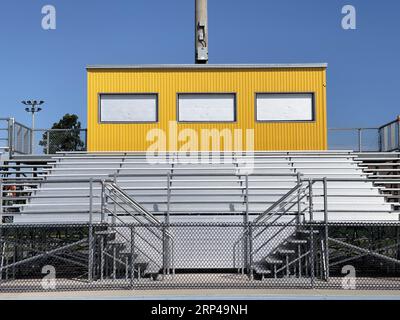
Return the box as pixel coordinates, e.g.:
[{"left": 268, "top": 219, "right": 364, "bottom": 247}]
[{"left": 1, "top": 289, "right": 400, "bottom": 300}]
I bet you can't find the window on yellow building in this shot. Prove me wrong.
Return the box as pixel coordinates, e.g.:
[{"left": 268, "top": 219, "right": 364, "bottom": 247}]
[
  {"left": 99, "top": 94, "right": 158, "bottom": 123},
  {"left": 256, "top": 93, "right": 314, "bottom": 122},
  {"left": 177, "top": 93, "right": 236, "bottom": 122}
]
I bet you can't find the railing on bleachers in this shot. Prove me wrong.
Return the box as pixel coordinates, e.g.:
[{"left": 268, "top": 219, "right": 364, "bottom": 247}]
[
  {"left": 0, "top": 117, "right": 87, "bottom": 156},
  {"left": 329, "top": 117, "right": 400, "bottom": 152}
]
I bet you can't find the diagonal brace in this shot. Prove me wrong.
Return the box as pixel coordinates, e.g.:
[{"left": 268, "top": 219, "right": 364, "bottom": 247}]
[
  {"left": 0, "top": 238, "right": 87, "bottom": 272},
  {"left": 329, "top": 237, "right": 400, "bottom": 266}
]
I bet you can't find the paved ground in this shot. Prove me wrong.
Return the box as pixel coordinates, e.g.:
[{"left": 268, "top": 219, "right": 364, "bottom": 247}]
[{"left": 1, "top": 289, "right": 400, "bottom": 300}]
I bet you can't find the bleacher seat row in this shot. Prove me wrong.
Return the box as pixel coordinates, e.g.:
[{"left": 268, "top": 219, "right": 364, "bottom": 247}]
[{"left": 5, "top": 151, "right": 399, "bottom": 224}]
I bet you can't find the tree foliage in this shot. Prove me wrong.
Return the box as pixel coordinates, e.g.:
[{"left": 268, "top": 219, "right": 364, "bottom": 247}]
[{"left": 39, "top": 114, "right": 85, "bottom": 154}]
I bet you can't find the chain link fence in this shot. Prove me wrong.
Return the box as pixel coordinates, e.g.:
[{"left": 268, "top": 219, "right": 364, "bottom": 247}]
[
  {"left": 0, "top": 119, "right": 87, "bottom": 156},
  {"left": 1, "top": 222, "right": 400, "bottom": 292},
  {"left": 34, "top": 129, "right": 87, "bottom": 154}
]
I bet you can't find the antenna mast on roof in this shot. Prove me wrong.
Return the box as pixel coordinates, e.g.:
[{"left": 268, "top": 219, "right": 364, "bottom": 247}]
[{"left": 195, "top": 0, "right": 208, "bottom": 64}]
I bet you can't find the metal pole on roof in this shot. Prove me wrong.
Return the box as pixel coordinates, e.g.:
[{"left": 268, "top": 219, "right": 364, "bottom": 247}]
[{"left": 195, "top": 0, "right": 208, "bottom": 64}]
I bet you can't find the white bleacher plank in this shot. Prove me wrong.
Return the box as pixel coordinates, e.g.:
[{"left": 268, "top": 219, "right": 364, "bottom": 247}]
[{"left": 6, "top": 151, "right": 398, "bottom": 224}]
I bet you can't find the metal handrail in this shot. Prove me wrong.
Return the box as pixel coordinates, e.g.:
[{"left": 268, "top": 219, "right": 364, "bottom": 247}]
[
  {"left": 251, "top": 189, "right": 309, "bottom": 241},
  {"left": 232, "top": 181, "right": 307, "bottom": 269},
  {"left": 253, "top": 183, "right": 304, "bottom": 224},
  {"left": 102, "top": 181, "right": 174, "bottom": 272},
  {"left": 103, "top": 201, "right": 166, "bottom": 245},
  {"left": 103, "top": 182, "right": 167, "bottom": 229},
  {"left": 251, "top": 216, "right": 298, "bottom": 257}
]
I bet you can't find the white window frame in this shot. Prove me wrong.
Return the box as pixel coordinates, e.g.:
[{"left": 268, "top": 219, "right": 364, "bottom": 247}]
[
  {"left": 177, "top": 93, "right": 237, "bottom": 123},
  {"left": 99, "top": 93, "right": 159, "bottom": 123},
  {"left": 255, "top": 93, "right": 315, "bottom": 122}
]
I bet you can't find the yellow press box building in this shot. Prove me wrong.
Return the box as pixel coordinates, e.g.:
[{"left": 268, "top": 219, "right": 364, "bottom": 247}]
[{"left": 86, "top": 64, "right": 327, "bottom": 152}]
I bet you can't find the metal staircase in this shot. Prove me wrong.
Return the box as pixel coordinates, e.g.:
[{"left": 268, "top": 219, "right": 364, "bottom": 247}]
[
  {"left": 234, "top": 179, "right": 328, "bottom": 281},
  {"left": 91, "top": 181, "right": 174, "bottom": 281}
]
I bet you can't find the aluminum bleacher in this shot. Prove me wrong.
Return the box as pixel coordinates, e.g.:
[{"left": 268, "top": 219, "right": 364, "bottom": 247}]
[
  {"left": 2, "top": 151, "right": 400, "bottom": 280},
  {"left": 3, "top": 151, "right": 398, "bottom": 224}
]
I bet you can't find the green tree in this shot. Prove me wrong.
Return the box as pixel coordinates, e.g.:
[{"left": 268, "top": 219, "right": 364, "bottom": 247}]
[{"left": 39, "top": 114, "right": 85, "bottom": 154}]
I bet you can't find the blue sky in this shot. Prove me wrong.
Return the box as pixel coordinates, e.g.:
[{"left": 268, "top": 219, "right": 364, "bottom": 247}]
[{"left": 0, "top": 0, "right": 399, "bottom": 129}]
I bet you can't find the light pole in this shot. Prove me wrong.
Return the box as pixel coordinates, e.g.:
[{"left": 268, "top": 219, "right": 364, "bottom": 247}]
[{"left": 22, "top": 100, "right": 44, "bottom": 154}]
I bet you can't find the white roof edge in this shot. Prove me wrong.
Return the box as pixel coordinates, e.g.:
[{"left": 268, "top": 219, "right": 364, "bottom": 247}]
[{"left": 86, "top": 63, "right": 328, "bottom": 70}]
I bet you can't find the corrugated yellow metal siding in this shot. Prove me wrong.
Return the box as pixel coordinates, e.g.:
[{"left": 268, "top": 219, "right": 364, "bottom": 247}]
[{"left": 87, "top": 68, "right": 327, "bottom": 151}]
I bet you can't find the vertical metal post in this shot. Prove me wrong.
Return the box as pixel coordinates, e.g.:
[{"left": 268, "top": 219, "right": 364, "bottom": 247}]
[
  {"left": 323, "top": 177, "right": 330, "bottom": 281},
  {"left": 0, "top": 243, "right": 4, "bottom": 281},
  {"left": 248, "top": 222, "right": 253, "bottom": 280},
  {"left": 397, "top": 117, "right": 400, "bottom": 151},
  {"left": 309, "top": 179, "right": 315, "bottom": 287},
  {"left": 310, "top": 231, "right": 315, "bottom": 288},
  {"left": 8, "top": 118, "right": 14, "bottom": 158},
  {"left": 125, "top": 256, "right": 128, "bottom": 281},
  {"left": 130, "top": 225, "right": 135, "bottom": 288},
  {"left": 397, "top": 227, "right": 400, "bottom": 263},
  {"left": 101, "top": 180, "right": 105, "bottom": 223},
  {"left": 46, "top": 131, "right": 50, "bottom": 154},
  {"left": 0, "top": 179, "right": 3, "bottom": 281},
  {"left": 308, "top": 179, "right": 314, "bottom": 222},
  {"left": 166, "top": 173, "right": 171, "bottom": 225},
  {"left": 88, "top": 179, "right": 93, "bottom": 282},
  {"left": 162, "top": 225, "right": 166, "bottom": 279},
  {"left": 112, "top": 246, "right": 116, "bottom": 280},
  {"left": 111, "top": 176, "right": 117, "bottom": 280},
  {"left": 30, "top": 113, "right": 35, "bottom": 154},
  {"left": 89, "top": 179, "right": 93, "bottom": 224},
  {"left": 244, "top": 175, "right": 249, "bottom": 274},
  {"left": 358, "top": 129, "right": 362, "bottom": 152},
  {"left": 297, "top": 172, "right": 302, "bottom": 226},
  {"left": 100, "top": 235, "right": 104, "bottom": 281},
  {"left": 0, "top": 179, "right": 3, "bottom": 226},
  {"left": 99, "top": 180, "right": 105, "bottom": 280},
  {"left": 171, "top": 237, "right": 175, "bottom": 278},
  {"left": 112, "top": 174, "right": 117, "bottom": 224},
  {"left": 166, "top": 173, "right": 171, "bottom": 274},
  {"left": 245, "top": 175, "right": 249, "bottom": 224},
  {"left": 298, "top": 244, "right": 302, "bottom": 278}
]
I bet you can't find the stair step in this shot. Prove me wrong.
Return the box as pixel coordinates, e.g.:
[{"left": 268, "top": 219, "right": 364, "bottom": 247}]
[
  {"left": 287, "top": 239, "right": 308, "bottom": 245},
  {"left": 265, "top": 257, "right": 283, "bottom": 264},
  {"left": 106, "top": 240, "right": 126, "bottom": 247},
  {"left": 276, "top": 249, "right": 296, "bottom": 255},
  {"left": 253, "top": 262, "right": 272, "bottom": 275},
  {"left": 119, "top": 252, "right": 149, "bottom": 265},
  {"left": 144, "top": 262, "right": 161, "bottom": 275},
  {"left": 297, "top": 229, "right": 319, "bottom": 235}
]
